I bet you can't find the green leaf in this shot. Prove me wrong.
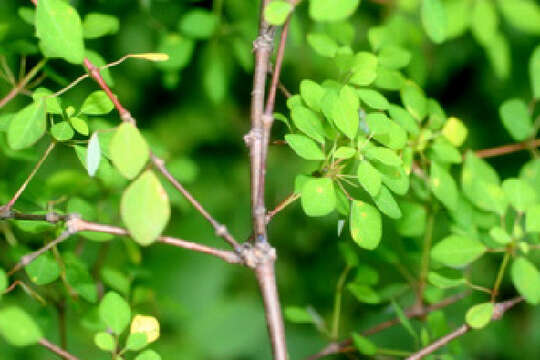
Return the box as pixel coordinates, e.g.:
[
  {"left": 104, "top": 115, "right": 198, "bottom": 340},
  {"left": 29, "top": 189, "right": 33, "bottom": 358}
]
[
  {"left": 300, "top": 80, "right": 324, "bottom": 112},
  {"left": 350, "top": 200, "right": 382, "bottom": 250},
  {"left": 0, "top": 307, "right": 43, "bottom": 346},
  {"left": 307, "top": 33, "right": 338, "bottom": 58},
  {"left": 35, "top": 0, "right": 84, "bottom": 64},
  {"left": 126, "top": 332, "right": 148, "bottom": 351},
  {"left": 485, "top": 33, "right": 510, "bottom": 79},
  {"left": 357, "top": 160, "right": 381, "bottom": 197},
  {"left": 51, "top": 121, "right": 74, "bottom": 141},
  {"left": 396, "top": 201, "right": 426, "bottom": 237},
  {"left": 202, "top": 45, "right": 228, "bottom": 104},
  {"left": 489, "top": 226, "right": 512, "bottom": 244},
  {"left": 374, "top": 66, "right": 404, "bottom": 90},
  {"left": 69, "top": 117, "right": 89, "bottom": 136},
  {"left": 400, "top": 81, "right": 427, "bottom": 121},
  {"left": 94, "top": 332, "right": 115, "bottom": 352},
  {"left": 135, "top": 350, "right": 161, "bottom": 360},
  {"left": 65, "top": 254, "right": 98, "bottom": 303},
  {"left": 99, "top": 292, "right": 131, "bottom": 334},
  {"left": 80, "top": 91, "right": 114, "bottom": 115},
  {"left": 497, "top": 0, "right": 540, "bottom": 35},
  {"left": 18, "top": 7, "right": 35, "bottom": 25},
  {"left": 391, "top": 300, "right": 418, "bottom": 340},
  {"left": 83, "top": 13, "right": 119, "bottom": 39},
  {"left": 334, "top": 146, "right": 356, "bottom": 159},
  {"left": 284, "top": 307, "right": 315, "bottom": 324},
  {"left": 465, "top": 303, "right": 494, "bottom": 329},
  {"left": 264, "top": 1, "right": 293, "bottom": 25},
  {"left": 377, "top": 45, "right": 411, "bottom": 69},
  {"left": 300, "top": 178, "right": 336, "bottom": 217},
  {"left": 25, "top": 253, "right": 60, "bottom": 285},
  {"left": 511, "top": 257, "right": 540, "bottom": 304},
  {"left": 32, "top": 87, "right": 62, "bottom": 114},
  {"left": 178, "top": 9, "right": 217, "bottom": 39},
  {"left": 349, "top": 52, "right": 378, "bottom": 86},
  {"left": 87, "top": 133, "right": 101, "bottom": 177},
  {"left": 430, "top": 138, "right": 462, "bottom": 164},
  {"left": 285, "top": 134, "right": 325, "bottom": 160},
  {"left": 421, "top": 0, "right": 447, "bottom": 43},
  {"left": 531, "top": 46, "right": 540, "bottom": 99},
  {"left": 428, "top": 272, "right": 466, "bottom": 289},
  {"left": 502, "top": 178, "right": 537, "bottom": 212},
  {"left": 309, "top": 0, "right": 360, "bottom": 22},
  {"left": 352, "top": 333, "right": 377, "bottom": 355},
  {"left": 388, "top": 104, "right": 420, "bottom": 136},
  {"left": 121, "top": 170, "right": 170, "bottom": 246},
  {"left": 365, "top": 113, "right": 407, "bottom": 150},
  {"left": 7, "top": 100, "right": 47, "bottom": 150},
  {"left": 100, "top": 267, "right": 130, "bottom": 297},
  {"left": 471, "top": 0, "right": 498, "bottom": 46},
  {"left": 441, "top": 117, "right": 468, "bottom": 147},
  {"left": 339, "top": 242, "right": 359, "bottom": 267},
  {"left": 291, "top": 105, "right": 326, "bottom": 143},
  {"left": 373, "top": 185, "right": 401, "bottom": 219},
  {"left": 347, "top": 283, "right": 380, "bottom": 304},
  {"left": 357, "top": 89, "right": 389, "bottom": 110},
  {"left": 109, "top": 123, "right": 150, "bottom": 180},
  {"left": 376, "top": 162, "right": 409, "bottom": 195},
  {"left": 431, "top": 161, "right": 458, "bottom": 211},
  {"left": 364, "top": 147, "right": 402, "bottom": 167},
  {"left": 445, "top": 0, "right": 471, "bottom": 39},
  {"left": 157, "top": 34, "right": 194, "bottom": 70},
  {"left": 499, "top": 98, "right": 534, "bottom": 141},
  {"left": 526, "top": 204, "right": 540, "bottom": 233},
  {"left": 0, "top": 269, "right": 6, "bottom": 297},
  {"left": 332, "top": 86, "right": 359, "bottom": 139},
  {"left": 431, "top": 235, "right": 486, "bottom": 267}
]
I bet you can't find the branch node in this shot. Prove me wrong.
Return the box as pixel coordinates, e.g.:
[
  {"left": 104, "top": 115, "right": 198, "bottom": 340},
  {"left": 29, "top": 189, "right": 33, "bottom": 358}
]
[
  {"left": 239, "top": 241, "right": 276, "bottom": 269},
  {"left": 0, "top": 206, "right": 12, "bottom": 220},
  {"left": 253, "top": 29, "right": 275, "bottom": 53},
  {"left": 244, "top": 128, "right": 263, "bottom": 147}
]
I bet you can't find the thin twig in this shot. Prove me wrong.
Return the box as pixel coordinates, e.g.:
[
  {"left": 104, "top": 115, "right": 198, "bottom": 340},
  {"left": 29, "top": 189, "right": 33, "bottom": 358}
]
[
  {"left": 406, "top": 297, "right": 523, "bottom": 360},
  {"left": 475, "top": 138, "right": 540, "bottom": 158},
  {"left": 266, "top": 192, "right": 300, "bottom": 223},
  {"left": 0, "top": 58, "right": 47, "bottom": 109},
  {"left": 38, "top": 338, "right": 79, "bottom": 360}
]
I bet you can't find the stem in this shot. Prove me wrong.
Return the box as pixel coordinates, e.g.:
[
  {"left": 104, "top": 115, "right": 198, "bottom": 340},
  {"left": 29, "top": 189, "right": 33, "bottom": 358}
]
[
  {"left": 491, "top": 251, "right": 511, "bottom": 301},
  {"left": 0, "top": 58, "right": 47, "bottom": 109},
  {"left": 331, "top": 266, "right": 351, "bottom": 340},
  {"left": 265, "top": 192, "right": 300, "bottom": 223},
  {"left": 418, "top": 211, "right": 434, "bottom": 304},
  {"left": 38, "top": 338, "right": 79, "bottom": 360},
  {"left": 475, "top": 138, "right": 540, "bottom": 159}
]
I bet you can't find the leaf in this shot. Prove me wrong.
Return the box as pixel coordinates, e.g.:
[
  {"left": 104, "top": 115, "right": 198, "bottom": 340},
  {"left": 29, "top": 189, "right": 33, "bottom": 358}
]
[
  {"left": 80, "top": 91, "right": 114, "bottom": 115},
  {"left": 332, "top": 86, "right": 359, "bottom": 139},
  {"left": 69, "top": 117, "right": 89, "bottom": 135},
  {"left": 430, "top": 137, "right": 462, "bottom": 164},
  {"left": 65, "top": 255, "right": 98, "bottom": 302},
  {"left": 365, "top": 113, "right": 407, "bottom": 150},
  {"left": 135, "top": 350, "right": 161, "bottom": 360},
  {"left": 431, "top": 235, "right": 486, "bottom": 267},
  {"left": 156, "top": 34, "right": 194, "bottom": 70},
  {"left": 35, "top": 0, "right": 85, "bottom": 64},
  {"left": 391, "top": 300, "right": 418, "bottom": 340},
  {"left": 334, "top": 146, "right": 356, "bottom": 159},
  {"left": 428, "top": 272, "right": 466, "bottom": 289},
  {"left": 485, "top": 33, "right": 510, "bottom": 79},
  {"left": 400, "top": 81, "right": 427, "bottom": 121},
  {"left": 101, "top": 267, "right": 130, "bottom": 296},
  {"left": 284, "top": 307, "right": 314, "bottom": 324},
  {"left": 377, "top": 45, "right": 411, "bottom": 69},
  {"left": 87, "top": 133, "right": 101, "bottom": 177},
  {"left": 489, "top": 226, "right": 512, "bottom": 244},
  {"left": 364, "top": 147, "right": 402, "bottom": 167},
  {"left": 357, "top": 160, "right": 381, "bottom": 197},
  {"left": 471, "top": 0, "right": 498, "bottom": 46},
  {"left": 121, "top": 171, "right": 170, "bottom": 246},
  {"left": 531, "top": 46, "right": 540, "bottom": 99},
  {"left": 94, "top": 332, "right": 115, "bottom": 352},
  {"left": 178, "top": 9, "right": 217, "bottom": 39},
  {"left": 51, "top": 121, "right": 74, "bottom": 141},
  {"left": 300, "top": 178, "right": 336, "bottom": 217},
  {"left": 307, "top": 33, "right": 338, "bottom": 58},
  {"left": 499, "top": 98, "right": 534, "bottom": 141},
  {"left": 126, "top": 333, "right": 148, "bottom": 351},
  {"left": 202, "top": 45, "right": 228, "bottom": 103},
  {"left": 376, "top": 162, "right": 409, "bottom": 195},
  {"left": 130, "top": 315, "right": 160, "bottom": 344},
  {"left": 99, "top": 292, "right": 131, "bottom": 335},
  {"left": 291, "top": 105, "right": 326, "bottom": 143},
  {"left": 285, "top": 134, "right": 325, "bottom": 160},
  {"left": 526, "top": 204, "right": 540, "bottom": 233},
  {"left": 309, "top": 0, "right": 360, "bottom": 22},
  {"left": 83, "top": 13, "right": 119, "bottom": 39},
  {"left": 32, "top": 87, "right": 62, "bottom": 114},
  {"left": 511, "top": 257, "right": 540, "bottom": 304},
  {"left": 431, "top": 161, "right": 458, "bottom": 211},
  {"left": 497, "top": 0, "right": 540, "bottom": 35},
  {"left": 109, "top": 123, "right": 150, "bottom": 180},
  {"left": 25, "top": 253, "right": 60, "bottom": 285},
  {"left": 347, "top": 283, "right": 380, "bottom": 304},
  {"left": 350, "top": 200, "right": 382, "bottom": 250},
  {"left": 300, "top": 80, "right": 324, "bottom": 112},
  {"left": 502, "top": 178, "right": 537, "bottom": 212},
  {"left": 396, "top": 201, "right": 427, "bottom": 237},
  {"left": 465, "top": 303, "right": 494, "bottom": 329},
  {"left": 0, "top": 269, "right": 6, "bottom": 297},
  {"left": 374, "top": 67, "right": 404, "bottom": 90},
  {"left": 352, "top": 333, "right": 377, "bottom": 355},
  {"left": 388, "top": 104, "right": 420, "bottom": 136},
  {"left": 421, "top": 0, "right": 447, "bottom": 43},
  {"left": 0, "top": 307, "right": 43, "bottom": 346},
  {"left": 373, "top": 185, "right": 401, "bottom": 219},
  {"left": 339, "top": 242, "right": 359, "bottom": 267},
  {"left": 7, "top": 100, "right": 47, "bottom": 150},
  {"left": 441, "top": 117, "right": 468, "bottom": 147},
  {"left": 349, "top": 52, "right": 378, "bottom": 86},
  {"left": 264, "top": 1, "right": 293, "bottom": 25},
  {"left": 445, "top": 0, "right": 471, "bottom": 39},
  {"left": 357, "top": 89, "right": 389, "bottom": 110}
]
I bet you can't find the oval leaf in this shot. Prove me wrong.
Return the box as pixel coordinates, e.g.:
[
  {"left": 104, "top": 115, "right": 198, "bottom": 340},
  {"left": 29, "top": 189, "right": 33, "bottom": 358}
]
[
  {"left": 350, "top": 200, "right": 382, "bottom": 250},
  {"left": 110, "top": 123, "right": 150, "bottom": 180}
]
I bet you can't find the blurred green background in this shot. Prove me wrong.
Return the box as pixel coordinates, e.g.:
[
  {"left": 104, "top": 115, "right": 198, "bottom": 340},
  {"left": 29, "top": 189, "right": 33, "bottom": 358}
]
[{"left": 0, "top": 0, "right": 539, "bottom": 359}]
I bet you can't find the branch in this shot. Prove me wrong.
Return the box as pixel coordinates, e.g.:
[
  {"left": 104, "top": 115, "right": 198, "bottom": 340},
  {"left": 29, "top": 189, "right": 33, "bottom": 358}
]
[
  {"left": 406, "top": 297, "right": 523, "bottom": 360},
  {"left": 305, "top": 292, "right": 469, "bottom": 360},
  {"left": 266, "top": 192, "right": 300, "bottom": 223},
  {"left": 0, "top": 58, "right": 46, "bottom": 109},
  {"left": 38, "top": 338, "right": 79, "bottom": 360},
  {"left": 475, "top": 138, "right": 540, "bottom": 158}
]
